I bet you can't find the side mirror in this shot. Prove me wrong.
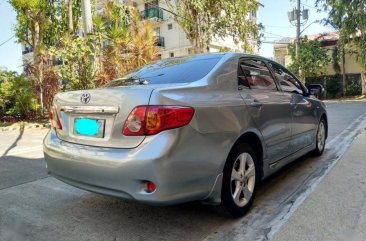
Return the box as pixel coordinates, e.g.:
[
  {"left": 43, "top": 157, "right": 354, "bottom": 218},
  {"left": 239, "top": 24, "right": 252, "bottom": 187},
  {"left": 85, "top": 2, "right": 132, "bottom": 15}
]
[{"left": 308, "top": 84, "right": 325, "bottom": 99}]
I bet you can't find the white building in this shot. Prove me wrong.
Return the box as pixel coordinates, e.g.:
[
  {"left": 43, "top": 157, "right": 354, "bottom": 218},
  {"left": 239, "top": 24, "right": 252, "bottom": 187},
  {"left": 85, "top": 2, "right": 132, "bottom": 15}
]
[{"left": 126, "top": 0, "right": 259, "bottom": 58}]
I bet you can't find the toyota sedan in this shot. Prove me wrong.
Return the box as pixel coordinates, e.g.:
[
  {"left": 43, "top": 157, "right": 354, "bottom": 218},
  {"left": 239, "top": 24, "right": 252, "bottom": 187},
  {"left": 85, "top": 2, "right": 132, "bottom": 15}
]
[{"left": 43, "top": 53, "right": 327, "bottom": 217}]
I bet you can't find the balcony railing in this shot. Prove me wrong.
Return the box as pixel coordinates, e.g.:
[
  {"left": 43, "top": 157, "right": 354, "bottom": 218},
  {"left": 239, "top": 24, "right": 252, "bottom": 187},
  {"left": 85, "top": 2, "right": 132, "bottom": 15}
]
[
  {"left": 156, "top": 36, "right": 165, "bottom": 47},
  {"left": 140, "top": 7, "right": 164, "bottom": 21},
  {"left": 22, "top": 46, "right": 33, "bottom": 55}
]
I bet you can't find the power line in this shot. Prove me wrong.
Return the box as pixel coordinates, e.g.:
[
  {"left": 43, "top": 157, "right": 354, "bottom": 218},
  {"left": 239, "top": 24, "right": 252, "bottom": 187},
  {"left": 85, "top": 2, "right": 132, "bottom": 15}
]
[
  {"left": 262, "top": 36, "right": 281, "bottom": 39},
  {"left": 302, "top": 3, "right": 317, "bottom": 10},
  {"left": 264, "top": 25, "right": 293, "bottom": 29},
  {"left": 0, "top": 35, "right": 15, "bottom": 47},
  {"left": 262, "top": 31, "right": 288, "bottom": 38}
]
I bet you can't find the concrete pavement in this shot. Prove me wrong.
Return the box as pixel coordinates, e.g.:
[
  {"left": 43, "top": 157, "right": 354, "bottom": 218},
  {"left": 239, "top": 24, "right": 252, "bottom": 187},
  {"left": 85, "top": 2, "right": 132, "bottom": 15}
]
[
  {"left": 1, "top": 101, "right": 366, "bottom": 241},
  {"left": 272, "top": 130, "right": 366, "bottom": 241}
]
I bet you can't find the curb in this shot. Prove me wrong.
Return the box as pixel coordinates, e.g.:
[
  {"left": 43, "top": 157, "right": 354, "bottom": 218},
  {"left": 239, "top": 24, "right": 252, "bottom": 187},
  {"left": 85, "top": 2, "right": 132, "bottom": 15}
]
[
  {"left": 323, "top": 99, "right": 366, "bottom": 103},
  {"left": 1, "top": 123, "right": 51, "bottom": 132}
]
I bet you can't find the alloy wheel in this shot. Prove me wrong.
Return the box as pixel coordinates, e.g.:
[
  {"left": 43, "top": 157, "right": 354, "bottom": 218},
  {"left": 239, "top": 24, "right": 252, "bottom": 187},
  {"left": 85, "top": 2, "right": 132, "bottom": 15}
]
[
  {"left": 317, "top": 121, "right": 325, "bottom": 151},
  {"left": 230, "top": 152, "right": 256, "bottom": 207}
]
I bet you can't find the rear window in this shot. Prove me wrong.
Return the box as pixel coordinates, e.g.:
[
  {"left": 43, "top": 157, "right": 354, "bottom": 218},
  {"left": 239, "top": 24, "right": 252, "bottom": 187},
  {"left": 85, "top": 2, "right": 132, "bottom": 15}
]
[{"left": 106, "top": 54, "right": 223, "bottom": 86}]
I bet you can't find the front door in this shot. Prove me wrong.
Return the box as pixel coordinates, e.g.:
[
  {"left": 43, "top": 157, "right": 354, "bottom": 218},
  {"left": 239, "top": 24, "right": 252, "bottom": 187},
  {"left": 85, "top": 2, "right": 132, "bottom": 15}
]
[
  {"left": 269, "top": 62, "right": 316, "bottom": 152},
  {"left": 238, "top": 58, "right": 292, "bottom": 163}
]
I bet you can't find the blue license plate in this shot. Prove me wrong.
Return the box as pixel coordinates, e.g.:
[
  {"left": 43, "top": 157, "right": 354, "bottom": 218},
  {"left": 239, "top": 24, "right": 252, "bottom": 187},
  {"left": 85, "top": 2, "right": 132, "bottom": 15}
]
[{"left": 74, "top": 118, "right": 105, "bottom": 138}]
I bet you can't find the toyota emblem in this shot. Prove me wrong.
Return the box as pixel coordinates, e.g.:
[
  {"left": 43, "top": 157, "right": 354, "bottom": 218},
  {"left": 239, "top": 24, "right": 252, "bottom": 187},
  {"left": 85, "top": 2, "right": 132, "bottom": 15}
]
[{"left": 80, "top": 92, "right": 91, "bottom": 104}]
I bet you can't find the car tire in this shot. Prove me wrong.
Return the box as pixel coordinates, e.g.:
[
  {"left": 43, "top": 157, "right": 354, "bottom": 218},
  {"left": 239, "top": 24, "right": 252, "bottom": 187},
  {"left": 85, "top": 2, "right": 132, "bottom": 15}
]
[
  {"left": 312, "top": 118, "right": 326, "bottom": 156},
  {"left": 222, "top": 143, "right": 259, "bottom": 218}
]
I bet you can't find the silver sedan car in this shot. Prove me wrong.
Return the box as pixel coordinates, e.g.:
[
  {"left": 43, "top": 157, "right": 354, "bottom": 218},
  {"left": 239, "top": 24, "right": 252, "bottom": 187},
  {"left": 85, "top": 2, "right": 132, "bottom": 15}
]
[{"left": 44, "top": 53, "right": 327, "bottom": 217}]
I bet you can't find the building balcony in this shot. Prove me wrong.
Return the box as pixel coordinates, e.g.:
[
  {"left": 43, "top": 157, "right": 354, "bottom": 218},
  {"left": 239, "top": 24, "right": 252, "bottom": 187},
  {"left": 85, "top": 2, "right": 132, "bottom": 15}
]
[
  {"left": 140, "top": 7, "right": 164, "bottom": 21},
  {"left": 156, "top": 36, "right": 165, "bottom": 47},
  {"left": 22, "top": 46, "right": 33, "bottom": 55}
]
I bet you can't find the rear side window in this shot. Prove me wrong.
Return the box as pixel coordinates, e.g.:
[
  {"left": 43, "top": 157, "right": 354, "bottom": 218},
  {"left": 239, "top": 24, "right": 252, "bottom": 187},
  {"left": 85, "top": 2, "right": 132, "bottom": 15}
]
[
  {"left": 239, "top": 59, "right": 277, "bottom": 91},
  {"left": 269, "top": 63, "right": 303, "bottom": 95},
  {"left": 106, "top": 54, "right": 223, "bottom": 86}
]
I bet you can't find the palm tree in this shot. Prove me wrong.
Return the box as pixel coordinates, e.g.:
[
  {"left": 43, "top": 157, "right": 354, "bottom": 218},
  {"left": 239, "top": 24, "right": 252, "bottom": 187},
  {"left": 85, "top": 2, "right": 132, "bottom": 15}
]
[{"left": 94, "top": 0, "right": 158, "bottom": 84}]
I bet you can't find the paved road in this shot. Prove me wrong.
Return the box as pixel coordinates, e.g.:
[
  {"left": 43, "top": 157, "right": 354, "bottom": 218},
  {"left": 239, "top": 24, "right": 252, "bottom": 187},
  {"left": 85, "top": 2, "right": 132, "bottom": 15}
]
[{"left": 0, "top": 101, "right": 366, "bottom": 241}]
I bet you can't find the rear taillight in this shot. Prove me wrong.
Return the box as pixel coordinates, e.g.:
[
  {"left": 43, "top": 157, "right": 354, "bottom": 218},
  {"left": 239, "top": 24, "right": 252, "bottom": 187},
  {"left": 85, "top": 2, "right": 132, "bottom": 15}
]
[
  {"left": 49, "top": 106, "right": 62, "bottom": 130},
  {"left": 123, "top": 105, "right": 195, "bottom": 136}
]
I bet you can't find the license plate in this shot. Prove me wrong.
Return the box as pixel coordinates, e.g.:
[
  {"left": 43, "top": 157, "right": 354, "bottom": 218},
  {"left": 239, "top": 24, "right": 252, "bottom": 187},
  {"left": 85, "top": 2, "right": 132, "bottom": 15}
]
[{"left": 74, "top": 118, "right": 105, "bottom": 138}]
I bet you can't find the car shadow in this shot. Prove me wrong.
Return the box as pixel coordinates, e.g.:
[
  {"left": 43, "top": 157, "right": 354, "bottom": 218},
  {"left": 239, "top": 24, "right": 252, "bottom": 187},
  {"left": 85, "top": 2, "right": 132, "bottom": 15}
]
[{"left": 0, "top": 155, "right": 48, "bottom": 190}]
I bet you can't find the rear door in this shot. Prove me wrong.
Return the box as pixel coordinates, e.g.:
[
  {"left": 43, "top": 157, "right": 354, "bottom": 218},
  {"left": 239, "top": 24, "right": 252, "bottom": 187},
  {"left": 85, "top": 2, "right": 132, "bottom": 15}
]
[
  {"left": 268, "top": 62, "right": 316, "bottom": 152},
  {"left": 238, "top": 58, "right": 292, "bottom": 162}
]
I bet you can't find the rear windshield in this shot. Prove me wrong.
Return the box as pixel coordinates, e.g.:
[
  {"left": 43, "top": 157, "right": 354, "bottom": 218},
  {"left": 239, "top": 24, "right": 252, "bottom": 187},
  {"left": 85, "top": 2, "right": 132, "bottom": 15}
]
[{"left": 106, "top": 54, "right": 223, "bottom": 87}]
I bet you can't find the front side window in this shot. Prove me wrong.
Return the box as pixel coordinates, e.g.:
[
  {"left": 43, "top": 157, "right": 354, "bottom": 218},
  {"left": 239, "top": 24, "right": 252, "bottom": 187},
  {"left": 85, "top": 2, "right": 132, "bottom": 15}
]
[
  {"left": 238, "top": 59, "right": 277, "bottom": 91},
  {"left": 269, "top": 63, "right": 303, "bottom": 95}
]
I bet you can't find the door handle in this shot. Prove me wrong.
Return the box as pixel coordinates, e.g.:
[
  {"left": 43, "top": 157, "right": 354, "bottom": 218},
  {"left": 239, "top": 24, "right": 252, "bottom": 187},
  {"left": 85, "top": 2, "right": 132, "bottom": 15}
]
[{"left": 250, "top": 102, "right": 263, "bottom": 108}]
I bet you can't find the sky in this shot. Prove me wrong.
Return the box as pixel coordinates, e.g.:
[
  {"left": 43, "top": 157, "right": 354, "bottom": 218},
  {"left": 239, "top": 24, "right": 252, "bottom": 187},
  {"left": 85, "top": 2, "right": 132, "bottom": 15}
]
[
  {"left": 0, "top": 0, "right": 22, "bottom": 73},
  {"left": 0, "top": 0, "right": 335, "bottom": 73},
  {"left": 259, "top": 0, "right": 334, "bottom": 57}
]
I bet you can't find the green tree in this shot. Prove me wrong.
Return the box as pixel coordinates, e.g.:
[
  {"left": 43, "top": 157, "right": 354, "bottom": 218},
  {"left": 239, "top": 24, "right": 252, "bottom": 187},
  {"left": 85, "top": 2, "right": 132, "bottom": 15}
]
[
  {"left": 288, "top": 38, "right": 330, "bottom": 82},
  {"left": 52, "top": 36, "right": 96, "bottom": 90},
  {"left": 0, "top": 70, "right": 17, "bottom": 113},
  {"left": 94, "top": 1, "right": 158, "bottom": 84},
  {"left": 166, "top": 0, "right": 261, "bottom": 53},
  {"left": 0, "top": 70, "right": 38, "bottom": 116},
  {"left": 10, "top": 0, "right": 81, "bottom": 113},
  {"left": 316, "top": 0, "right": 366, "bottom": 95}
]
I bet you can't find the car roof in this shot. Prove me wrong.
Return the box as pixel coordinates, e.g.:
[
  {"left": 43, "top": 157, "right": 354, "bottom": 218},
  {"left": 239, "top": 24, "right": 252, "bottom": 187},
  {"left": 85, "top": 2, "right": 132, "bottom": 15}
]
[
  {"left": 223, "top": 52, "right": 274, "bottom": 62},
  {"left": 165, "top": 52, "right": 271, "bottom": 61},
  {"left": 172, "top": 52, "right": 275, "bottom": 64}
]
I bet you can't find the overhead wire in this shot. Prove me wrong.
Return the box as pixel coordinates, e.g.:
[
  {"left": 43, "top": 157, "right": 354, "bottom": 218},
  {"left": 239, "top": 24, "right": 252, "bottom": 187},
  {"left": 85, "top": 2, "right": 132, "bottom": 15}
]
[
  {"left": 263, "top": 25, "right": 293, "bottom": 29},
  {"left": 0, "top": 35, "right": 15, "bottom": 47}
]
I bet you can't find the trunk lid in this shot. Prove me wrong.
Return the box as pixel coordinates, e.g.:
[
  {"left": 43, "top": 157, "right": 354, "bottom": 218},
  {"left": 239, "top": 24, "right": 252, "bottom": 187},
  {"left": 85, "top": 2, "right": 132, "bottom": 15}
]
[{"left": 53, "top": 87, "right": 153, "bottom": 148}]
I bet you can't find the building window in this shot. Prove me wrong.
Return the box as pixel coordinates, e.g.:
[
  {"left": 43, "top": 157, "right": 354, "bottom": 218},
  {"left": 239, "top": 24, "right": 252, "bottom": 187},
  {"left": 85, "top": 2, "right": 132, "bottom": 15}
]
[
  {"left": 169, "top": 52, "right": 174, "bottom": 57},
  {"left": 168, "top": 23, "right": 173, "bottom": 30},
  {"left": 154, "top": 27, "right": 160, "bottom": 36},
  {"left": 250, "top": 10, "right": 257, "bottom": 18}
]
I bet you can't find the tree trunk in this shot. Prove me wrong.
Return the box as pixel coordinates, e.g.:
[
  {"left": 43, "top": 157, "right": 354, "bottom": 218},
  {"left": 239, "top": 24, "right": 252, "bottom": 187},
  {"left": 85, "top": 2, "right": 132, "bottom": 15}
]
[
  {"left": 341, "top": 46, "right": 346, "bottom": 96},
  {"left": 33, "top": 21, "right": 44, "bottom": 116},
  {"left": 299, "top": 68, "right": 305, "bottom": 83},
  {"left": 68, "top": 0, "right": 74, "bottom": 33}
]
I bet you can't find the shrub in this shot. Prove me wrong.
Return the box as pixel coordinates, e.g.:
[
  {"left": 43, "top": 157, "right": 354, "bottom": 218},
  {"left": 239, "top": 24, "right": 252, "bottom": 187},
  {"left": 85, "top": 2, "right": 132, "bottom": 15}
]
[
  {"left": 0, "top": 71, "right": 39, "bottom": 117},
  {"left": 345, "top": 82, "right": 361, "bottom": 96}
]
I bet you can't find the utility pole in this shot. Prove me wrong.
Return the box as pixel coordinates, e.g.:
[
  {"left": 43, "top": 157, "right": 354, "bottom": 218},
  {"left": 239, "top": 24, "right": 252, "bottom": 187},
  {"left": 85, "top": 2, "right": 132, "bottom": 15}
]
[
  {"left": 288, "top": 0, "right": 309, "bottom": 81},
  {"left": 296, "top": 0, "right": 301, "bottom": 58},
  {"left": 81, "top": 0, "right": 93, "bottom": 35},
  {"left": 288, "top": 0, "right": 309, "bottom": 58}
]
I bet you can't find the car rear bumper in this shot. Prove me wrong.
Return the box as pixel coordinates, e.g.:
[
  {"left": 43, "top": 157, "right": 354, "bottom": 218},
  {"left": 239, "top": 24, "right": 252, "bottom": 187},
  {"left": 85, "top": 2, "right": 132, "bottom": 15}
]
[{"left": 43, "top": 128, "right": 221, "bottom": 205}]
